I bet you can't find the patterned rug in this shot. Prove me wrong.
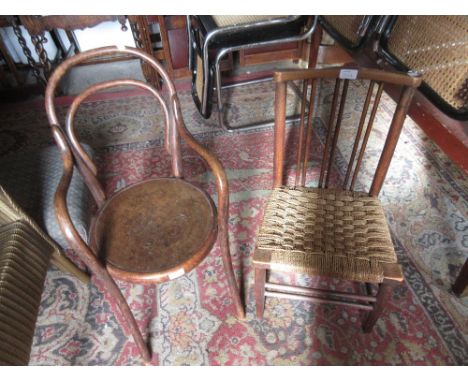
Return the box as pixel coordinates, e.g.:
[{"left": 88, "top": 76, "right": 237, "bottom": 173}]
[{"left": 1, "top": 80, "right": 467, "bottom": 365}]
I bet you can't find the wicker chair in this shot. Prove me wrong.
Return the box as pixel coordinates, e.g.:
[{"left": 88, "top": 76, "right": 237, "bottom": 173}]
[
  {"left": 252, "top": 66, "right": 422, "bottom": 331},
  {"left": 0, "top": 186, "right": 89, "bottom": 365}
]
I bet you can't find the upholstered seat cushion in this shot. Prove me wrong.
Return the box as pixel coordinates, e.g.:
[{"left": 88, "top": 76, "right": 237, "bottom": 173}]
[{"left": 253, "top": 186, "right": 397, "bottom": 283}]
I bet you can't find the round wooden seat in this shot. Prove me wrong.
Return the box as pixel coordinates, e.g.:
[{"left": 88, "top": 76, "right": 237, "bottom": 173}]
[{"left": 89, "top": 178, "right": 217, "bottom": 284}]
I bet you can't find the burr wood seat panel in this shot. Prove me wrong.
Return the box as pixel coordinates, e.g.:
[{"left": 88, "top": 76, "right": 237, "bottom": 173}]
[{"left": 90, "top": 178, "right": 217, "bottom": 284}]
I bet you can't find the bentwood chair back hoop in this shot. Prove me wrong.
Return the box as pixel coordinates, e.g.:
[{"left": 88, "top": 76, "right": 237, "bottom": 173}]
[
  {"left": 253, "top": 66, "right": 422, "bottom": 331},
  {"left": 44, "top": 46, "right": 244, "bottom": 364}
]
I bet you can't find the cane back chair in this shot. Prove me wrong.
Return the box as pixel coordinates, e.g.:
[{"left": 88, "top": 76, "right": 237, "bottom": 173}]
[
  {"left": 44, "top": 46, "right": 244, "bottom": 364},
  {"left": 378, "top": 16, "right": 468, "bottom": 120},
  {"left": 319, "top": 16, "right": 379, "bottom": 51},
  {"left": 253, "top": 66, "right": 422, "bottom": 331}
]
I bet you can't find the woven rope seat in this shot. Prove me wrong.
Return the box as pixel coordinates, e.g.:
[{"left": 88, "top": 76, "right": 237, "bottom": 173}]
[{"left": 253, "top": 186, "right": 397, "bottom": 284}]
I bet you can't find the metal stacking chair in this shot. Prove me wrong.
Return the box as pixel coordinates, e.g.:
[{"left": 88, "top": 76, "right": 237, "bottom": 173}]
[
  {"left": 187, "top": 15, "right": 318, "bottom": 131},
  {"left": 252, "top": 66, "right": 422, "bottom": 331}
]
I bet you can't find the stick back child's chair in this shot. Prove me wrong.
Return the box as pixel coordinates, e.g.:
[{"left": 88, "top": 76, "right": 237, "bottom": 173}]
[{"left": 252, "top": 66, "right": 422, "bottom": 331}]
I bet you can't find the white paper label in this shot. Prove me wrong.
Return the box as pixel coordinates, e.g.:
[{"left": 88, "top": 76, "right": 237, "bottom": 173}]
[
  {"left": 168, "top": 268, "right": 185, "bottom": 280},
  {"left": 339, "top": 69, "right": 358, "bottom": 80}
]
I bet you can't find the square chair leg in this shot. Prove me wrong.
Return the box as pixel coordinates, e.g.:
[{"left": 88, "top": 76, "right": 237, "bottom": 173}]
[
  {"left": 254, "top": 267, "right": 266, "bottom": 319},
  {"left": 363, "top": 263, "right": 404, "bottom": 332}
]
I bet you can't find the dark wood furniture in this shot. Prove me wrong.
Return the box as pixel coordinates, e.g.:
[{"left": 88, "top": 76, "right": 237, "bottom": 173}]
[
  {"left": 252, "top": 66, "right": 422, "bottom": 331},
  {"left": 0, "top": 18, "right": 23, "bottom": 88},
  {"left": 127, "top": 15, "right": 163, "bottom": 88},
  {"left": 44, "top": 46, "right": 244, "bottom": 364},
  {"left": 239, "top": 37, "right": 310, "bottom": 67},
  {"left": 157, "top": 16, "right": 191, "bottom": 79}
]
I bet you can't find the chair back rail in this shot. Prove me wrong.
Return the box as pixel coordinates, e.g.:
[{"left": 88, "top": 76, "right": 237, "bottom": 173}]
[
  {"left": 44, "top": 46, "right": 184, "bottom": 207},
  {"left": 273, "top": 66, "right": 422, "bottom": 196}
]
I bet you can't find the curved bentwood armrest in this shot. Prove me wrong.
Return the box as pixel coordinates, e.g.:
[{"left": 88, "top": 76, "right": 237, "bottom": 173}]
[
  {"left": 171, "top": 95, "right": 230, "bottom": 218},
  {"left": 50, "top": 124, "right": 100, "bottom": 266},
  {"left": 172, "top": 93, "right": 242, "bottom": 318},
  {"left": 51, "top": 122, "right": 153, "bottom": 362},
  {"left": 45, "top": 46, "right": 184, "bottom": 205}
]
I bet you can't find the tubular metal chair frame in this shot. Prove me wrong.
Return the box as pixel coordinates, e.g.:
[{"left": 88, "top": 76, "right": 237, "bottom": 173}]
[
  {"left": 253, "top": 66, "right": 422, "bottom": 332},
  {"left": 44, "top": 46, "right": 244, "bottom": 364},
  {"left": 187, "top": 15, "right": 318, "bottom": 131}
]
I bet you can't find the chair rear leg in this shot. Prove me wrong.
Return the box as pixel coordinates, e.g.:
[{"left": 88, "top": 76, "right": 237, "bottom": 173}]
[
  {"left": 219, "top": 230, "right": 245, "bottom": 319},
  {"left": 254, "top": 267, "right": 267, "bottom": 319},
  {"left": 452, "top": 258, "right": 468, "bottom": 296}
]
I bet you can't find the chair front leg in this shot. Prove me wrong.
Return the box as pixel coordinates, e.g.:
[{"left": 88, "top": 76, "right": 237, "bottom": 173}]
[
  {"left": 362, "top": 263, "right": 403, "bottom": 332},
  {"left": 97, "top": 271, "right": 152, "bottom": 364},
  {"left": 254, "top": 266, "right": 267, "bottom": 319},
  {"left": 362, "top": 281, "right": 394, "bottom": 332}
]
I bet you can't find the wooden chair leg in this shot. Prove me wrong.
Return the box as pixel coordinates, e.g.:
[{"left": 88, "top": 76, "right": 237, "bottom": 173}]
[
  {"left": 362, "top": 281, "right": 393, "bottom": 332},
  {"left": 254, "top": 267, "right": 266, "bottom": 319},
  {"left": 452, "top": 258, "right": 468, "bottom": 296},
  {"left": 99, "top": 272, "right": 151, "bottom": 364},
  {"left": 363, "top": 263, "right": 404, "bottom": 332},
  {"left": 219, "top": 230, "right": 245, "bottom": 319}
]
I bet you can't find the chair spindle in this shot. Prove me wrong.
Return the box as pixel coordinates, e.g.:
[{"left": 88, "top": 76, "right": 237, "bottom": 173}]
[
  {"left": 343, "top": 80, "right": 376, "bottom": 189},
  {"left": 301, "top": 79, "right": 317, "bottom": 187},
  {"left": 349, "top": 82, "right": 384, "bottom": 191},
  {"left": 295, "top": 79, "right": 310, "bottom": 186},
  {"left": 319, "top": 79, "right": 341, "bottom": 188},
  {"left": 325, "top": 79, "right": 349, "bottom": 188}
]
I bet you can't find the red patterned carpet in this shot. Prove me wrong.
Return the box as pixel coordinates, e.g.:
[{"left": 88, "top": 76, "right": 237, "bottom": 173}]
[{"left": 1, "top": 80, "right": 467, "bottom": 365}]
